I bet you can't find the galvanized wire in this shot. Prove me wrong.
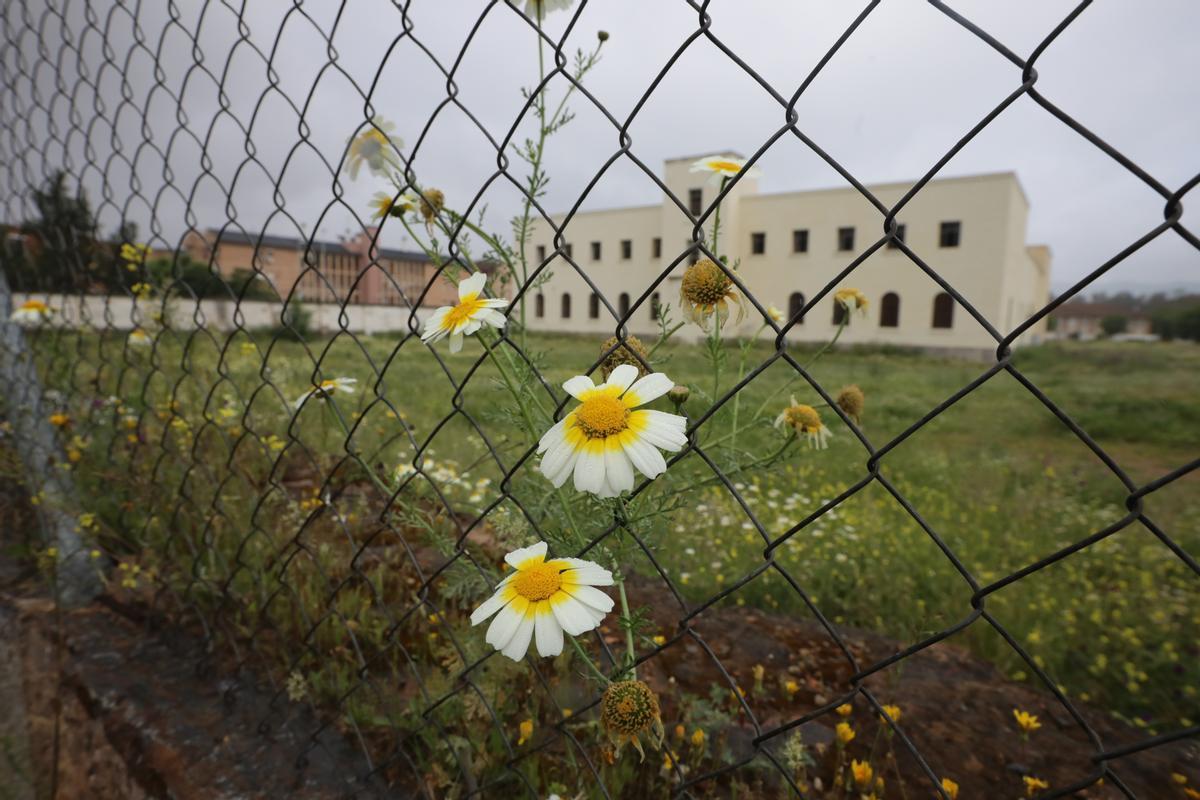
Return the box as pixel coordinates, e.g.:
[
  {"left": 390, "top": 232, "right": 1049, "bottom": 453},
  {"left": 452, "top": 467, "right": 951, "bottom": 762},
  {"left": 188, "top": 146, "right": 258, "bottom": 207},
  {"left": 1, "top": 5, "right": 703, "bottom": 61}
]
[{"left": 0, "top": 1, "right": 1196, "bottom": 798}]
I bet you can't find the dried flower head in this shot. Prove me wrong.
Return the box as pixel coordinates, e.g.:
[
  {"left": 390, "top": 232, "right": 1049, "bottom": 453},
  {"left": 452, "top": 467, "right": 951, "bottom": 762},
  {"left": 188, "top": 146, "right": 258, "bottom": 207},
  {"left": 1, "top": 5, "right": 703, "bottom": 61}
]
[
  {"left": 836, "top": 384, "right": 865, "bottom": 424},
  {"left": 599, "top": 335, "right": 649, "bottom": 379},
  {"left": 679, "top": 258, "right": 745, "bottom": 330},
  {"left": 601, "top": 680, "right": 665, "bottom": 761},
  {"left": 774, "top": 397, "right": 831, "bottom": 449},
  {"left": 420, "top": 189, "right": 445, "bottom": 225}
]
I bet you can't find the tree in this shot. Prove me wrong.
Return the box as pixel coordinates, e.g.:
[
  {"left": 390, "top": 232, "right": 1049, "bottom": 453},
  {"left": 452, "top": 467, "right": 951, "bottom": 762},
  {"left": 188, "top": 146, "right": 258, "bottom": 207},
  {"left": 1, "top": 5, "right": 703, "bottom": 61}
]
[
  {"left": 9, "top": 171, "right": 102, "bottom": 292},
  {"left": 1100, "top": 315, "right": 1127, "bottom": 337}
]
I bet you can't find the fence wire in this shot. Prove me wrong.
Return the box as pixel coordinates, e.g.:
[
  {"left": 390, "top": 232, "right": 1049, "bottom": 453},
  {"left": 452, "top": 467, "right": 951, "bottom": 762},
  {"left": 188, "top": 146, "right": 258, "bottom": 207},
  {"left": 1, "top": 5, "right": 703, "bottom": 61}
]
[{"left": 0, "top": 1, "right": 1197, "bottom": 799}]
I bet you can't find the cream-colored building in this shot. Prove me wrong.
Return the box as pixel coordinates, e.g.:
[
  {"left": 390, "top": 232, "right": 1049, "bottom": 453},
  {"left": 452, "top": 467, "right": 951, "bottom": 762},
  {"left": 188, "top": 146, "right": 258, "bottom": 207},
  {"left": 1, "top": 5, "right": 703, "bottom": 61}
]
[{"left": 527, "top": 155, "right": 1051, "bottom": 356}]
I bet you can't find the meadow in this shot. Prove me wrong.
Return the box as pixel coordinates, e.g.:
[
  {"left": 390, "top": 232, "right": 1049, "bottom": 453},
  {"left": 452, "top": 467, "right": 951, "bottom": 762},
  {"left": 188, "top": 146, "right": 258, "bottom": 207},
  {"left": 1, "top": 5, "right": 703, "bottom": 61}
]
[{"left": 18, "top": 324, "right": 1199, "bottom": 794}]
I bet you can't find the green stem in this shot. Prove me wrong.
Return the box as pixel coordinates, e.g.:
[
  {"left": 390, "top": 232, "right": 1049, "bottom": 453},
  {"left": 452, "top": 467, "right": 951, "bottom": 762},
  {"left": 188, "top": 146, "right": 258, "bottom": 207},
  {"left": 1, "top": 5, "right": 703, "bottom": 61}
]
[
  {"left": 567, "top": 634, "right": 611, "bottom": 685},
  {"left": 709, "top": 175, "right": 728, "bottom": 256},
  {"left": 750, "top": 317, "right": 849, "bottom": 421},
  {"left": 616, "top": 574, "right": 637, "bottom": 680},
  {"left": 728, "top": 322, "right": 768, "bottom": 460}
]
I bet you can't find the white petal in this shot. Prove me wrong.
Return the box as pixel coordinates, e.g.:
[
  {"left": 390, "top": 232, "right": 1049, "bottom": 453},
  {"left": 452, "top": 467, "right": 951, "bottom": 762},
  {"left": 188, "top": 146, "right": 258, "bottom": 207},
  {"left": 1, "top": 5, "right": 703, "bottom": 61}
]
[
  {"left": 558, "top": 558, "right": 613, "bottom": 586},
  {"left": 540, "top": 434, "right": 579, "bottom": 485},
  {"left": 605, "top": 364, "right": 638, "bottom": 392},
  {"left": 603, "top": 445, "right": 634, "bottom": 495},
  {"left": 470, "top": 589, "right": 511, "bottom": 626},
  {"left": 550, "top": 594, "right": 598, "bottom": 636},
  {"left": 534, "top": 604, "right": 564, "bottom": 657},
  {"left": 479, "top": 298, "right": 509, "bottom": 309},
  {"left": 505, "top": 541, "right": 548, "bottom": 569},
  {"left": 623, "top": 435, "right": 667, "bottom": 479},
  {"left": 486, "top": 600, "right": 526, "bottom": 649},
  {"left": 538, "top": 417, "right": 568, "bottom": 453},
  {"left": 572, "top": 447, "right": 606, "bottom": 494},
  {"left": 625, "top": 373, "right": 673, "bottom": 406},
  {"left": 449, "top": 332, "right": 464, "bottom": 353},
  {"left": 458, "top": 272, "right": 486, "bottom": 300},
  {"left": 501, "top": 612, "right": 535, "bottom": 661},
  {"left": 562, "top": 375, "right": 596, "bottom": 400},
  {"left": 635, "top": 410, "right": 688, "bottom": 451},
  {"left": 563, "top": 584, "right": 614, "bottom": 614}
]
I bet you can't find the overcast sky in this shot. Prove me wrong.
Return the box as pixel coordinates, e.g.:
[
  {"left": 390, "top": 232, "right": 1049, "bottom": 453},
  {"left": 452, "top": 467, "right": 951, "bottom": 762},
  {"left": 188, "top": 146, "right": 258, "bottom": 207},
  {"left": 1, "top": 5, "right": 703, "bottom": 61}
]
[{"left": 5, "top": 0, "right": 1199, "bottom": 296}]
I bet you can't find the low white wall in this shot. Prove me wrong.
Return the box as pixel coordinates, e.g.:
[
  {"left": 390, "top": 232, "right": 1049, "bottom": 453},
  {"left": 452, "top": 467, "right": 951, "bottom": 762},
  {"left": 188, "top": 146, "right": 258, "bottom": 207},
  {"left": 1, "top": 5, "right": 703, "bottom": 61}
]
[{"left": 10, "top": 294, "right": 432, "bottom": 335}]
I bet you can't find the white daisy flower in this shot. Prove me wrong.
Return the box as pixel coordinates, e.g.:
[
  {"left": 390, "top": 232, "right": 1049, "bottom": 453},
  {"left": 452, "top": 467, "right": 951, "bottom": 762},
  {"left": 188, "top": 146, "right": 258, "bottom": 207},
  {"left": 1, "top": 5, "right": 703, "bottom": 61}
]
[
  {"left": 293, "top": 377, "right": 357, "bottom": 409},
  {"left": 127, "top": 328, "right": 152, "bottom": 347},
  {"left": 766, "top": 305, "right": 785, "bottom": 324},
  {"left": 11, "top": 299, "right": 54, "bottom": 325},
  {"left": 537, "top": 364, "right": 688, "bottom": 498},
  {"left": 470, "top": 541, "right": 613, "bottom": 661},
  {"left": 346, "top": 117, "right": 401, "bottom": 180},
  {"left": 773, "top": 396, "right": 832, "bottom": 449},
  {"left": 523, "top": 0, "right": 574, "bottom": 19},
  {"left": 689, "top": 154, "right": 762, "bottom": 185},
  {"left": 421, "top": 272, "right": 509, "bottom": 353}
]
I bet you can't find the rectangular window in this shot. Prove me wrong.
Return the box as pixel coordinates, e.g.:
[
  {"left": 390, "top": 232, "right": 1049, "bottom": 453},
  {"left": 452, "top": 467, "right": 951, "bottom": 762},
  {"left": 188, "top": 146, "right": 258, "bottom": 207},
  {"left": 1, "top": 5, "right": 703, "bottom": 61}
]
[
  {"left": 837, "top": 226, "right": 855, "bottom": 252},
  {"left": 688, "top": 188, "right": 703, "bottom": 216},
  {"left": 652, "top": 237, "right": 662, "bottom": 258},
  {"left": 536, "top": 244, "right": 546, "bottom": 262},
  {"left": 590, "top": 241, "right": 601, "bottom": 261},
  {"left": 751, "top": 232, "right": 766, "bottom": 255},
  {"left": 621, "top": 239, "right": 632, "bottom": 260},
  {"left": 887, "top": 224, "right": 906, "bottom": 249},
  {"left": 939, "top": 221, "right": 961, "bottom": 248},
  {"left": 792, "top": 229, "right": 808, "bottom": 253}
]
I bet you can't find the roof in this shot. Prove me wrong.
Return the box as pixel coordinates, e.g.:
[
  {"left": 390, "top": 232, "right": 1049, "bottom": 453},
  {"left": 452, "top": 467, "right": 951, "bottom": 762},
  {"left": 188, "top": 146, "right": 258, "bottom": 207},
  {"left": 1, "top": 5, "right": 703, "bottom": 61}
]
[{"left": 208, "top": 229, "right": 430, "bottom": 263}]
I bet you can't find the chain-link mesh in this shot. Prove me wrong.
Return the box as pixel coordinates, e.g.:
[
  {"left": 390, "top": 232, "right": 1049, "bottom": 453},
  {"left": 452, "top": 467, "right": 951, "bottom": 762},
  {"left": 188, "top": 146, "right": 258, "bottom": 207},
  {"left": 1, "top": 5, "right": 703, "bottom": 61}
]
[{"left": 0, "top": 2, "right": 1197, "bottom": 798}]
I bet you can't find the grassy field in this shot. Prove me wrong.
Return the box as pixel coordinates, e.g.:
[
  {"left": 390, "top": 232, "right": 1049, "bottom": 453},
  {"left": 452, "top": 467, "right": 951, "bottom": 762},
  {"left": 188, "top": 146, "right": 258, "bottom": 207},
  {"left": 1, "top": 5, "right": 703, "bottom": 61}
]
[{"left": 25, "top": 327, "right": 1200, "bottom": 741}]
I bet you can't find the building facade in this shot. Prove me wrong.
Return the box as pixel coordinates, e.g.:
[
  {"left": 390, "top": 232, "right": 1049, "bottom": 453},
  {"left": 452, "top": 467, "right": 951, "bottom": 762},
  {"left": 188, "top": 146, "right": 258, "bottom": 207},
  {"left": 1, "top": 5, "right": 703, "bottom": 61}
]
[
  {"left": 181, "top": 228, "right": 460, "bottom": 308},
  {"left": 1051, "top": 300, "right": 1153, "bottom": 340},
  {"left": 526, "top": 156, "right": 1052, "bottom": 355}
]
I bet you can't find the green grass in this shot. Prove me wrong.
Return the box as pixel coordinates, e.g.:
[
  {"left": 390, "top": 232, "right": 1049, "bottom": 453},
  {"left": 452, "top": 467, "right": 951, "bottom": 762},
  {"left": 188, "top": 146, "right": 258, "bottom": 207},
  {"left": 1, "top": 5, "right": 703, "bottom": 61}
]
[{"left": 22, "top": 328, "right": 1200, "bottom": 743}]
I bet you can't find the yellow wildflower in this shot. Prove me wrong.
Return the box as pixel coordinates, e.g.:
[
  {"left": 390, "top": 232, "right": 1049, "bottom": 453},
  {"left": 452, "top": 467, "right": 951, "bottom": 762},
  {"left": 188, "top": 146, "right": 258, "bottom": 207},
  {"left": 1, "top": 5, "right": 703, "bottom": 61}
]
[
  {"left": 850, "top": 759, "right": 873, "bottom": 788},
  {"left": 940, "top": 777, "right": 959, "bottom": 799},
  {"left": 880, "top": 704, "right": 901, "bottom": 724},
  {"left": 1023, "top": 775, "right": 1049, "bottom": 797},
  {"left": 690, "top": 728, "right": 705, "bottom": 748},
  {"left": 836, "top": 721, "right": 855, "bottom": 745},
  {"left": 517, "top": 718, "right": 533, "bottom": 746},
  {"left": 49, "top": 413, "right": 70, "bottom": 427},
  {"left": 1013, "top": 708, "right": 1041, "bottom": 733}
]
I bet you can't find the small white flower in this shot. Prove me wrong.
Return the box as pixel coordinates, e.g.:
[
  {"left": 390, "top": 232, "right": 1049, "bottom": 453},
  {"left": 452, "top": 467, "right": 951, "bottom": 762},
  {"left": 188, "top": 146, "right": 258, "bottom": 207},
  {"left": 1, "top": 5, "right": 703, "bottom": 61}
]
[
  {"left": 293, "top": 377, "right": 357, "bottom": 409},
  {"left": 11, "top": 299, "right": 53, "bottom": 325},
  {"left": 523, "top": 0, "right": 573, "bottom": 19},
  {"left": 537, "top": 364, "right": 688, "bottom": 498},
  {"left": 689, "top": 154, "right": 762, "bottom": 185},
  {"left": 767, "top": 305, "right": 785, "bottom": 324},
  {"left": 421, "top": 272, "right": 509, "bottom": 353},
  {"left": 127, "top": 328, "right": 152, "bottom": 347},
  {"left": 470, "top": 541, "right": 613, "bottom": 661}
]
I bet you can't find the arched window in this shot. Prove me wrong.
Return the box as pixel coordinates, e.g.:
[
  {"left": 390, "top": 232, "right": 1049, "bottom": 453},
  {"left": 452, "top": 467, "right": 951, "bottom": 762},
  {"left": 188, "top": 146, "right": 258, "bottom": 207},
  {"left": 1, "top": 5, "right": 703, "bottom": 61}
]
[
  {"left": 618, "top": 292, "right": 630, "bottom": 318},
  {"left": 535, "top": 293, "right": 545, "bottom": 318},
  {"left": 589, "top": 292, "right": 600, "bottom": 319},
  {"left": 561, "top": 293, "right": 572, "bottom": 319},
  {"left": 788, "top": 292, "right": 805, "bottom": 324},
  {"left": 932, "top": 292, "right": 954, "bottom": 329},
  {"left": 650, "top": 292, "right": 661, "bottom": 321},
  {"left": 832, "top": 298, "right": 848, "bottom": 325},
  {"left": 880, "top": 292, "right": 900, "bottom": 328}
]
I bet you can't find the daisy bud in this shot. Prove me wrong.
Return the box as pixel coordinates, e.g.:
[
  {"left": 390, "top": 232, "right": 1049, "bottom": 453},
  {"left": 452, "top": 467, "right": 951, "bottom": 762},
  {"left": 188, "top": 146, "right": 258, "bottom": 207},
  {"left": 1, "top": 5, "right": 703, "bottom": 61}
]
[
  {"left": 667, "top": 385, "right": 689, "bottom": 407},
  {"left": 836, "top": 384, "right": 864, "bottom": 424},
  {"left": 599, "top": 335, "right": 649, "bottom": 379},
  {"left": 597, "top": 30, "right": 609, "bottom": 41}
]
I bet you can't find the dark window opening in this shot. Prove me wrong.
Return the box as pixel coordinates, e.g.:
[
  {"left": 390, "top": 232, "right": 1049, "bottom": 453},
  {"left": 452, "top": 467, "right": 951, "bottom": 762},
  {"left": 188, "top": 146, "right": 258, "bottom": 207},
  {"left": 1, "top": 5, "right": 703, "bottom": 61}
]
[
  {"left": 939, "top": 221, "right": 961, "bottom": 248},
  {"left": 621, "top": 239, "right": 632, "bottom": 260},
  {"left": 932, "top": 292, "right": 954, "bottom": 328},
  {"left": 650, "top": 292, "right": 661, "bottom": 320},
  {"left": 536, "top": 244, "right": 546, "bottom": 261},
  {"left": 887, "top": 224, "right": 906, "bottom": 249},
  {"left": 837, "top": 226, "right": 855, "bottom": 252},
  {"left": 652, "top": 237, "right": 662, "bottom": 258},
  {"left": 590, "top": 241, "right": 601, "bottom": 261},
  {"left": 792, "top": 229, "right": 808, "bottom": 253},
  {"left": 751, "top": 232, "right": 766, "bottom": 255},
  {"left": 788, "top": 292, "right": 805, "bottom": 323},
  {"left": 535, "top": 293, "right": 545, "bottom": 318},
  {"left": 589, "top": 293, "right": 600, "bottom": 319},
  {"left": 880, "top": 292, "right": 900, "bottom": 327},
  {"left": 688, "top": 188, "right": 703, "bottom": 216},
  {"left": 561, "top": 293, "right": 572, "bottom": 319},
  {"left": 833, "top": 300, "right": 848, "bottom": 325},
  {"left": 618, "top": 292, "right": 631, "bottom": 318}
]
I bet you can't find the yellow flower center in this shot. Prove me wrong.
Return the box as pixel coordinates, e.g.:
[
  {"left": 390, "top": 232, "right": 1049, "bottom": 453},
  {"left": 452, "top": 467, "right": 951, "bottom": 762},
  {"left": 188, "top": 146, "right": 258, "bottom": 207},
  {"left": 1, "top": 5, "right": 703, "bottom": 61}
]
[
  {"left": 512, "top": 562, "right": 562, "bottom": 601},
  {"left": 681, "top": 259, "right": 733, "bottom": 307},
  {"left": 319, "top": 379, "right": 339, "bottom": 392},
  {"left": 707, "top": 160, "right": 742, "bottom": 173},
  {"left": 21, "top": 300, "right": 47, "bottom": 311},
  {"left": 444, "top": 295, "right": 484, "bottom": 330},
  {"left": 784, "top": 404, "right": 822, "bottom": 433},
  {"left": 575, "top": 394, "right": 629, "bottom": 438}
]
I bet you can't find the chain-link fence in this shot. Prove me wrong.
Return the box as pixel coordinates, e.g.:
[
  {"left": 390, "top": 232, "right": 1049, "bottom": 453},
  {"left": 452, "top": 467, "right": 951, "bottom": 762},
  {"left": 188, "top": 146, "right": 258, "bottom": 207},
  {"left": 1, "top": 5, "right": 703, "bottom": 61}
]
[{"left": 0, "top": 1, "right": 1197, "bottom": 798}]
